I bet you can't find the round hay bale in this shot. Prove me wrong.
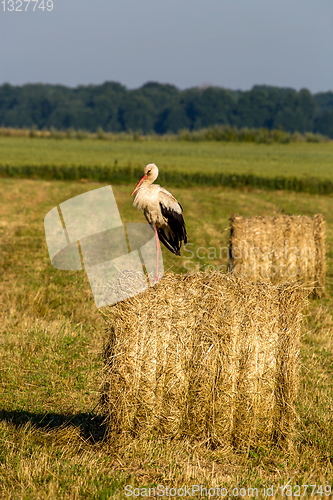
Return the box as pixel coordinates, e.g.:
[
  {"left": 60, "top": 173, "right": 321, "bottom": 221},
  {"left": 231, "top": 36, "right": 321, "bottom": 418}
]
[
  {"left": 229, "top": 214, "right": 326, "bottom": 298},
  {"left": 100, "top": 272, "right": 306, "bottom": 448}
]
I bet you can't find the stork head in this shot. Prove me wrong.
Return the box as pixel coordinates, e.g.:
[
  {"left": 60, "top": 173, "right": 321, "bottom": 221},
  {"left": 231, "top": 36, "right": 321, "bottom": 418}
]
[
  {"left": 143, "top": 163, "right": 159, "bottom": 182},
  {"left": 131, "top": 163, "right": 159, "bottom": 196}
]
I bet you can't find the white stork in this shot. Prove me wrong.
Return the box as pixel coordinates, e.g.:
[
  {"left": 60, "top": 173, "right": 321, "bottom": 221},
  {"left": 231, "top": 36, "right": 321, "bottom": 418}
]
[{"left": 131, "top": 163, "right": 187, "bottom": 279}]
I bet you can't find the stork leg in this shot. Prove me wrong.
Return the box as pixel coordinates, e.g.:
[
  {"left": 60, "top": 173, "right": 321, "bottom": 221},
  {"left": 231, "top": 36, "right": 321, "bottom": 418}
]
[{"left": 153, "top": 226, "right": 160, "bottom": 281}]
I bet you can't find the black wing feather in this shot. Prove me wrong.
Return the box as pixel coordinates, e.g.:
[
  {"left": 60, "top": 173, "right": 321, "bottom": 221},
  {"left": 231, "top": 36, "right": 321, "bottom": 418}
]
[
  {"left": 158, "top": 202, "right": 187, "bottom": 256},
  {"left": 143, "top": 211, "right": 179, "bottom": 255}
]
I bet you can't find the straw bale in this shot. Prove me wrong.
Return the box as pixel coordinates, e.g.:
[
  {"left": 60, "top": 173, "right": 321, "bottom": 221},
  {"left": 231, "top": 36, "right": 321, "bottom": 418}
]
[
  {"left": 100, "top": 271, "right": 306, "bottom": 448},
  {"left": 229, "top": 214, "right": 326, "bottom": 297}
]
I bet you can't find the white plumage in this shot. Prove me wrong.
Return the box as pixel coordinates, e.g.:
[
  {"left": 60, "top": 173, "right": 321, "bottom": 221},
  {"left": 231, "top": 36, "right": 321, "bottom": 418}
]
[{"left": 131, "top": 163, "right": 187, "bottom": 278}]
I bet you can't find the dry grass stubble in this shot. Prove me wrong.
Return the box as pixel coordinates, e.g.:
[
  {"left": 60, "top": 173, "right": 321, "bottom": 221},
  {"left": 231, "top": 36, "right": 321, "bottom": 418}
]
[{"left": 0, "top": 179, "right": 332, "bottom": 498}]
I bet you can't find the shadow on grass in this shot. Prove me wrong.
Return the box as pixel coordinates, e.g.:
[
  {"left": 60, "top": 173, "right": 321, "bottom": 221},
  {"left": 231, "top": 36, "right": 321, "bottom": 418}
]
[{"left": 0, "top": 409, "right": 107, "bottom": 443}]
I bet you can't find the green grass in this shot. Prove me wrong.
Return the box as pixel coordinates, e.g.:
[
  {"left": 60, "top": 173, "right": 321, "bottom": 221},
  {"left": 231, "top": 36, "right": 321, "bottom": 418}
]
[
  {"left": 1, "top": 138, "right": 333, "bottom": 194},
  {"left": 0, "top": 177, "right": 332, "bottom": 498},
  {"left": 1, "top": 136, "right": 333, "bottom": 178}
]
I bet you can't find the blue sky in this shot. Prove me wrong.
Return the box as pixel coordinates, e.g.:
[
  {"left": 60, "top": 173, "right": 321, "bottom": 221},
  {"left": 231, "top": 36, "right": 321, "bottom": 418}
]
[{"left": 1, "top": 0, "right": 333, "bottom": 92}]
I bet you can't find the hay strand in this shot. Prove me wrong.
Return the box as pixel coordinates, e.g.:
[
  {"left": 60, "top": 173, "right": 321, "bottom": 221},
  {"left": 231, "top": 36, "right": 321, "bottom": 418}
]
[
  {"left": 100, "top": 271, "right": 306, "bottom": 448},
  {"left": 229, "top": 214, "right": 326, "bottom": 297}
]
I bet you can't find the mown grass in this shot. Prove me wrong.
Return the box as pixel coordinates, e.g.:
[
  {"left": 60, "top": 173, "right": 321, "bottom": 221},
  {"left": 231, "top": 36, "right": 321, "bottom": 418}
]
[
  {"left": 0, "top": 178, "right": 332, "bottom": 498},
  {"left": 1, "top": 138, "right": 333, "bottom": 194}
]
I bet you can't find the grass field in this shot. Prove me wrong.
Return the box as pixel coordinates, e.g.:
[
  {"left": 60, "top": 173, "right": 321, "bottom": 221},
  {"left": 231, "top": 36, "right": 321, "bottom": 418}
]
[
  {"left": 1, "top": 138, "right": 333, "bottom": 193},
  {"left": 0, "top": 173, "right": 332, "bottom": 499}
]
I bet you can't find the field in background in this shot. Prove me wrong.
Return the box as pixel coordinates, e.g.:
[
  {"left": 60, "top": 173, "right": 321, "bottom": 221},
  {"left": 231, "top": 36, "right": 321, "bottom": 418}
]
[
  {"left": 1, "top": 138, "right": 333, "bottom": 194},
  {"left": 0, "top": 176, "right": 332, "bottom": 499}
]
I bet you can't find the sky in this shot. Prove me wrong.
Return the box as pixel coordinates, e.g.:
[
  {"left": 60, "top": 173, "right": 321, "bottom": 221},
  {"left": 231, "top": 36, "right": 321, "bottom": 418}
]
[{"left": 1, "top": 0, "right": 333, "bottom": 93}]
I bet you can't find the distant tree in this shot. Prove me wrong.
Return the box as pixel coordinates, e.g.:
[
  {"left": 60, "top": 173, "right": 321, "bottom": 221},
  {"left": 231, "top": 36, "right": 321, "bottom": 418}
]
[
  {"left": 118, "top": 92, "right": 156, "bottom": 133},
  {"left": 181, "top": 87, "right": 236, "bottom": 130},
  {"left": 139, "top": 82, "right": 179, "bottom": 113},
  {"left": 298, "top": 88, "right": 316, "bottom": 130},
  {"left": 314, "top": 112, "right": 333, "bottom": 138},
  {"left": 314, "top": 91, "right": 333, "bottom": 114},
  {"left": 0, "top": 81, "right": 332, "bottom": 136},
  {"left": 272, "top": 88, "right": 315, "bottom": 132},
  {"left": 155, "top": 104, "right": 191, "bottom": 133},
  {"left": 234, "top": 88, "right": 276, "bottom": 129}
]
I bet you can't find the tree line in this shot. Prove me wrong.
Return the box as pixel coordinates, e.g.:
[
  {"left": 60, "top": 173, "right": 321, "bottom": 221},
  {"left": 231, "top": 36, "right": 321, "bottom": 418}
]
[{"left": 1, "top": 81, "right": 333, "bottom": 137}]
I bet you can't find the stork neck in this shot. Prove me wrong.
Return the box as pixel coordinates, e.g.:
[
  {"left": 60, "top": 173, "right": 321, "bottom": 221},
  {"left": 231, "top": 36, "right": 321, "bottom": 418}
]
[{"left": 143, "top": 177, "right": 156, "bottom": 187}]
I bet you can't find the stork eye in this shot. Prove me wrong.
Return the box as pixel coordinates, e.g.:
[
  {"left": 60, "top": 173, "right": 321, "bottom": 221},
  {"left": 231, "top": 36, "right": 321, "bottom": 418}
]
[{"left": 147, "top": 170, "right": 151, "bottom": 174}]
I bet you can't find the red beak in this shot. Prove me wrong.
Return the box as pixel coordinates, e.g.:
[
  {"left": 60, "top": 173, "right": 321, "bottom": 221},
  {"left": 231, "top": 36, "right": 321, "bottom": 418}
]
[{"left": 131, "top": 174, "right": 147, "bottom": 196}]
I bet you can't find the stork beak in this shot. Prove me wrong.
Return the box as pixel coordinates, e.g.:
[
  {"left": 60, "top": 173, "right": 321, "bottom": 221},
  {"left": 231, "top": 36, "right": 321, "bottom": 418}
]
[{"left": 131, "top": 174, "right": 148, "bottom": 196}]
